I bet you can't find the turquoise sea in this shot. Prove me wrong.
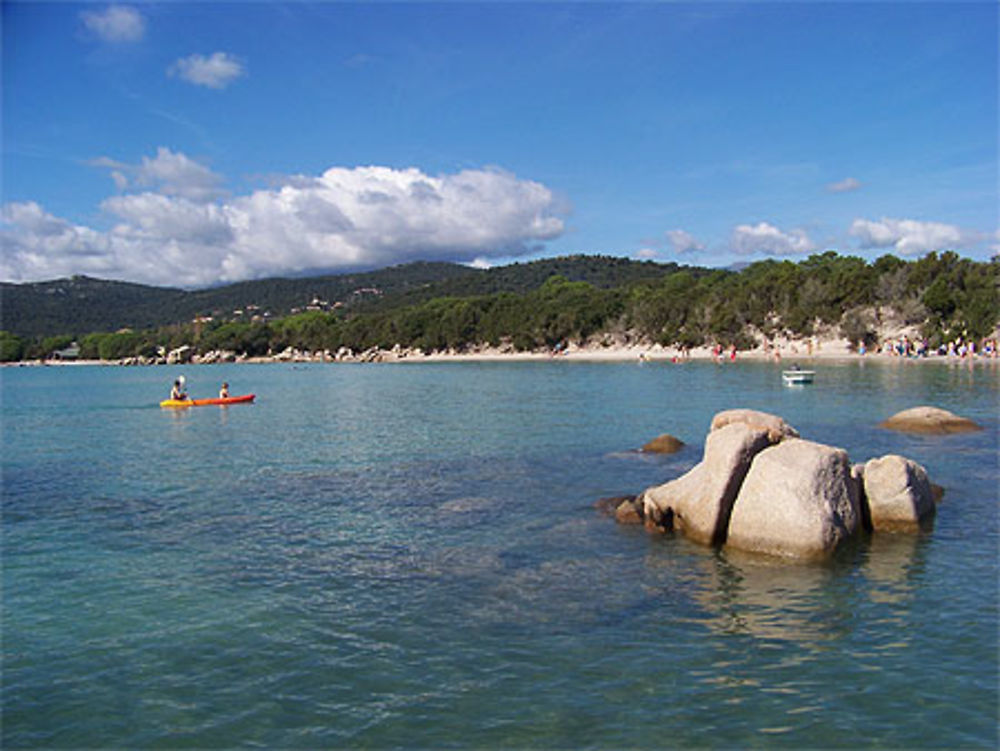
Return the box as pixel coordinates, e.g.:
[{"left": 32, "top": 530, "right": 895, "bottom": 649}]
[{"left": 2, "top": 360, "right": 998, "bottom": 749}]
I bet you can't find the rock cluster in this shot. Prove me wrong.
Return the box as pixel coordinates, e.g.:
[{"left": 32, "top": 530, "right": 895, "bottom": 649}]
[
  {"left": 108, "top": 344, "right": 429, "bottom": 366},
  {"left": 610, "top": 408, "right": 942, "bottom": 560}
]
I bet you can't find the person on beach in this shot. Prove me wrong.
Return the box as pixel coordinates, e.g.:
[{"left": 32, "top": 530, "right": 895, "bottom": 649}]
[
  {"left": 170, "top": 379, "right": 188, "bottom": 401},
  {"left": 219, "top": 382, "right": 230, "bottom": 399}
]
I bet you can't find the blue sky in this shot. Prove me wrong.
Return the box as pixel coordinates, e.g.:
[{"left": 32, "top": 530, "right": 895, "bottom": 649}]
[{"left": 2, "top": 1, "right": 997, "bottom": 287}]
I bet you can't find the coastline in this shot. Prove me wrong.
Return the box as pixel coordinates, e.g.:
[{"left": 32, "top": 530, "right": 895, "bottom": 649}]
[{"left": 6, "top": 336, "right": 998, "bottom": 368}]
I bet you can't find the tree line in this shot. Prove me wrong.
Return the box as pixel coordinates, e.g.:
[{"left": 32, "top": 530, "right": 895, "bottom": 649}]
[{"left": 1, "top": 251, "right": 996, "bottom": 362}]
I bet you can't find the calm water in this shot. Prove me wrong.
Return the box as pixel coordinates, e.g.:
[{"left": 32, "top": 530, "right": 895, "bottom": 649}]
[{"left": 2, "top": 360, "right": 998, "bottom": 749}]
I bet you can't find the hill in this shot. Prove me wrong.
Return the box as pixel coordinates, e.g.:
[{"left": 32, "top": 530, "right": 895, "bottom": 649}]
[
  {"left": 0, "top": 276, "right": 187, "bottom": 339},
  {"left": 0, "top": 255, "right": 678, "bottom": 339}
]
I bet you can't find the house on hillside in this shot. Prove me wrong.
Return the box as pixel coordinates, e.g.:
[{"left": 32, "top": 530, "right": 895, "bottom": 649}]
[{"left": 306, "top": 297, "right": 331, "bottom": 311}]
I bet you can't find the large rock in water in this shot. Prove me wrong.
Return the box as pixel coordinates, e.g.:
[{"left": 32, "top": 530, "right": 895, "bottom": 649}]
[
  {"left": 726, "top": 439, "right": 861, "bottom": 560},
  {"left": 860, "top": 455, "right": 936, "bottom": 532},
  {"left": 879, "top": 406, "right": 981, "bottom": 434},
  {"left": 642, "top": 422, "right": 773, "bottom": 545},
  {"left": 624, "top": 408, "right": 939, "bottom": 562}
]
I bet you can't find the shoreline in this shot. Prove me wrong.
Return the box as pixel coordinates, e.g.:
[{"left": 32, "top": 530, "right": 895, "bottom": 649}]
[{"left": 6, "top": 340, "right": 998, "bottom": 368}]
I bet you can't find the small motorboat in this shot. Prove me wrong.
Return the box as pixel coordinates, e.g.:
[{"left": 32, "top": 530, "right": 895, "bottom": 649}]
[{"left": 782, "top": 368, "right": 815, "bottom": 385}]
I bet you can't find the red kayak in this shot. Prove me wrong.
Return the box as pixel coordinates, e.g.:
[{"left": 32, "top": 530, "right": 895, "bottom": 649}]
[{"left": 160, "top": 394, "right": 255, "bottom": 408}]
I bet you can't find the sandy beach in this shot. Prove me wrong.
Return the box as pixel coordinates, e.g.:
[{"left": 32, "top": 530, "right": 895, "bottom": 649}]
[
  {"left": 7, "top": 340, "right": 999, "bottom": 367},
  {"left": 6, "top": 326, "right": 998, "bottom": 368}
]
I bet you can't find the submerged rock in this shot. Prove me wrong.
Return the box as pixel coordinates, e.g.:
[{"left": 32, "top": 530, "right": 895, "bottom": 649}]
[
  {"left": 594, "top": 495, "right": 636, "bottom": 517},
  {"left": 614, "top": 498, "right": 645, "bottom": 525},
  {"left": 594, "top": 495, "right": 645, "bottom": 525},
  {"left": 879, "top": 406, "right": 981, "bottom": 434}
]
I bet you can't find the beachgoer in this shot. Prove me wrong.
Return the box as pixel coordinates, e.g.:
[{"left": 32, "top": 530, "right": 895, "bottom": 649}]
[
  {"left": 170, "top": 379, "right": 187, "bottom": 401},
  {"left": 219, "top": 382, "right": 230, "bottom": 398}
]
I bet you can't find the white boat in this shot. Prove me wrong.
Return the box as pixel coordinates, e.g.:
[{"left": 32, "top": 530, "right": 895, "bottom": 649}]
[{"left": 782, "top": 368, "right": 815, "bottom": 385}]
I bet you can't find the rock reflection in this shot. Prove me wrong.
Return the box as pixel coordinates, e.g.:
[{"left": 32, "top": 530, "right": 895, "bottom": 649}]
[
  {"left": 690, "top": 550, "right": 854, "bottom": 644},
  {"left": 862, "top": 533, "right": 927, "bottom": 604},
  {"left": 677, "top": 533, "right": 927, "bottom": 644}
]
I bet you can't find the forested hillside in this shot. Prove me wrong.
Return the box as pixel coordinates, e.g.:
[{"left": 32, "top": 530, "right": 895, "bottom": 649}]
[
  {"left": 0, "top": 276, "right": 187, "bottom": 339},
  {"left": 0, "top": 255, "right": 676, "bottom": 339},
  {"left": 1, "top": 262, "right": 468, "bottom": 338},
  {"left": 1, "top": 251, "right": 997, "bottom": 362}
]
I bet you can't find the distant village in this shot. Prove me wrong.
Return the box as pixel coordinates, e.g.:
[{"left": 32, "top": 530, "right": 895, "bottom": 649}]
[{"left": 195, "top": 286, "right": 383, "bottom": 326}]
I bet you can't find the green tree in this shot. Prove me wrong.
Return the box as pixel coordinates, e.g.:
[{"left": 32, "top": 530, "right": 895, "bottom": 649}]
[
  {"left": 0, "top": 331, "right": 25, "bottom": 362},
  {"left": 40, "top": 334, "right": 75, "bottom": 356},
  {"left": 922, "top": 278, "right": 957, "bottom": 319}
]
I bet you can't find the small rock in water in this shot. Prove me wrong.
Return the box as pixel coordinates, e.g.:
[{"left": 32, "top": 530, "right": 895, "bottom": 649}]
[
  {"left": 594, "top": 495, "right": 636, "bottom": 517},
  {"left": 614, "top": 499, "right": 644, "bottom": 525},
  {"left": 879, "top": 406, "right": 982, "bottom": 434},
  {"left": 641, "top": 434, "right": 685, "bottom": 454}
]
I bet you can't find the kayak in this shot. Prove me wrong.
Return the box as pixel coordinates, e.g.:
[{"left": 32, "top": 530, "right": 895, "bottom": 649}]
[{"left": 160, "top": 394, "right": 255, "bottom": 408}]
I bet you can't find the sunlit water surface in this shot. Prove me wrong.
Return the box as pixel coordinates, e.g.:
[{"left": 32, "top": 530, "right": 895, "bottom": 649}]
[{"left": 2, "top": 360, "right": 997, "bottom": 748}]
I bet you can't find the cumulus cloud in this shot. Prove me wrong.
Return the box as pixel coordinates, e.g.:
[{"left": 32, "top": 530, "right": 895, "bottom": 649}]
[
  {"left": 2, "top": 153, "right": 567, "bottom": 287},
  {"left": 1, "top": 202, "right": 116, "bottom": 282},
  {"left": 826, "top": 177, "right": 862, "bottom": 193},
  {"left": 665, "top": 229, "right": 705, "bottom": 255},
  {"left": 92, "top": 147, "right": 228, "bottom": 202},
  {"left": 730, "top": 222, "right": 815, "bottom": 256},
  {"left": 81, "top": 5, "right": 145, "bottom": 42},
  {"left": 850, "top": 217, "right": 966, "bottom": 255},
  {"left": 169, "top": 52, "right": 246, "bottom": 89}
]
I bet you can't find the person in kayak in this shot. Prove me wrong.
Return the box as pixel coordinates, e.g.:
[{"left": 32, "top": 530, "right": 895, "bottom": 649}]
[
  {"left": 219, "top": 382, "right": 230, "bottom": 399},
  {"left": 170, "top": 379, "right": 188, "bottom": 401}
]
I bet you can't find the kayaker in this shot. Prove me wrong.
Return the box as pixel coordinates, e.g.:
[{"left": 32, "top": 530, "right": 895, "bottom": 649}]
[
  {"left": 170, "top": 379, "right": 188, "bottom": 401},
  {"left": 219, "top": 382, "right": 230, "bottom": 399}
]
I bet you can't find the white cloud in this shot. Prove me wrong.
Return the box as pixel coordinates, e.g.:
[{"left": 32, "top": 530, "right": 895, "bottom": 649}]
[
  {"left": 826, "top": 177, "right": 862, "bottom": 193},
  {"left": 169, "top": 52, "right": 246, "bottom": 89},
  {"left": 730, "top": 222, "right": 815, "bottom": 256},
  {"left": 2, "top": 154, "right": 567, "bottom": 287},
  {"left": 92, "top": 147, "right": 227, "bottom": 202},
  {"left": 1, "top": 202, "right": 116, "bottom": 281},
  {"left": 850, "top": 217, "right": 966, "bottom": 255},
  {"left": 665, "top": 229, "right": 705, "bottom": 255},
  {"left": 81, "top": 5, "right": 145, "bottom": 42}
]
